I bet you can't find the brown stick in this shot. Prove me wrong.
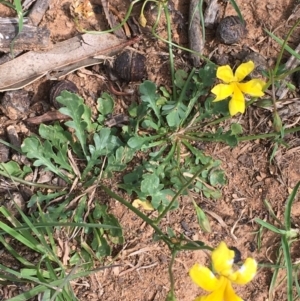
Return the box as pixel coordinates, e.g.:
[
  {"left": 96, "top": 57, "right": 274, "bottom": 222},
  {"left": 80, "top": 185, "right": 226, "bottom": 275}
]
[
  {"left": 189, "top": 0, "right": 204, "bottom": 67},
  {"left": 26, "top": 111, "right": 70, "bottom": 125}
]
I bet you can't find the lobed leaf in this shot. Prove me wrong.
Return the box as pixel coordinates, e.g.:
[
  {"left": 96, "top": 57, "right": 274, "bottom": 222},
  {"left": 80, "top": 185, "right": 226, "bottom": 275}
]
[{"left": 57, "top": 91, "right": 89, "bottom": 157}]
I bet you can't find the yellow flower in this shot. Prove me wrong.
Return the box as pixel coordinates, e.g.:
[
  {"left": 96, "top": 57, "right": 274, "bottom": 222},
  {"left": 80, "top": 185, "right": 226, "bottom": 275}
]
[
  {"left": 211, "top": 61, "right": 266, "bottom": 116},
  {"left": 189, "top": 242, "right": 257, "bottom": 301}
]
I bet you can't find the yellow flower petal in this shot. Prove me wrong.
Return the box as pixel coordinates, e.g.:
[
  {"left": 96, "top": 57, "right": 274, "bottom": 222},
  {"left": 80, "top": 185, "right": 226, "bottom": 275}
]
[
  {"left": 199, "top": 289, "right": 224, "bottom": 301},
  {"left": 196, "top": 277, "right": 227, "bottom": 301},
  {"left": 228, "top": 83, "right": 245, "bottom": 115},
  {"left": 212, "top": 242, "right": 234, "bottom": 276},
  {"left": 229, "top": 258, "right": 257, "bottom": 285},
  {"left": 235, "top": 61, "right": 255, "bottom": 81},
  {"left": 189, "top": 264, "right": 221, "bottom": 291},
  {"left": 237, "top": 79, "right": 265, "bottom": 97},
  {"left": 216, "top": 65, "right": 235, "bottom": 83},
  {"left": 211, "top": 84, "right": 234, "bottom": 101},
  {"left": 229, "top": 98, "right": 245, "bottom": 116},
  {"left": 224, "top": 278, "right": 243, "bottom": 301}
]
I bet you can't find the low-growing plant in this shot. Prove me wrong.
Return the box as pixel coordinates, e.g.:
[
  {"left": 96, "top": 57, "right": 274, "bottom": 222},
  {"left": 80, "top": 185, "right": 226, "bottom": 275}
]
[
  {"left": 0, "top": 204, "right": 120, "bottom": 301},
  {"left": 2, "top": 0, "right": 300, "bottom": 300},
  {"left": 255, "top": 182, "right": 300, "bottom": 301}
]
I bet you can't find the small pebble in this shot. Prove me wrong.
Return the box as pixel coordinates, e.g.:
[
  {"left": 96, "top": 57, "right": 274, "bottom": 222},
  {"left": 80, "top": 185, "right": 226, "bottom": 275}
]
[{"left": 0, "top": 90, "right": 31, "bottom": 120}]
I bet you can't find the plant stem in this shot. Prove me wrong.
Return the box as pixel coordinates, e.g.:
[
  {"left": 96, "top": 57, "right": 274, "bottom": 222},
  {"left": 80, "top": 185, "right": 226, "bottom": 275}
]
[
  {"left": 238, "top": 126, "right": 300, "bottom": 141},
  {"left": 180, "top": 125, "right": 300, "bottom": 142},
  {"left": 79, "top": 0, "right": 141, "bottom": 34},
  {"left": 151, "top": 5, "right": 213, "bottom": 64},
  {"left": 100, "top": 184, "right": 174, "bottom": 246},
  {"left": 163, "top": 3, "right": 176, "bottom": 100},
  {"left": 188, "top": 116, "right": 229, "bottom": 131},
  {"left": 167, "top": 250, "right": 177, "bottom": 300},
  {"left": 274, "top": 19, "right": 300, "bottom": 73},
  {"left": 0, "top": 170, "right": 66, "bottom": 190}
]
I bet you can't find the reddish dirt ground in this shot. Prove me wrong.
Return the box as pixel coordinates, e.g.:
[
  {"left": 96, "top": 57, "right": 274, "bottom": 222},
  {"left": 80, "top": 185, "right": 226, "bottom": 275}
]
[{"left": 1, "top": 0, "right": 300, "bottom": 300}]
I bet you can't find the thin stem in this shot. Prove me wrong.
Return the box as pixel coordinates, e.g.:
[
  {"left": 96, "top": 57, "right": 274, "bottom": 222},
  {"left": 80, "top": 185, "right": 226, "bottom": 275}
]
[
  {"left": 163, "top": 3, "right": 176, "bottom": 100},
  {"left": 177, "top": 134, "right": 217, "bottom": 142},
  {"left": 167, "top": 250, "right": 177, "bottom": 299},
  {"left": 0, "top": 170, "right": 66, "bottom": 190},
  {"left": 100, "top": 184, "right": 173, "bottom": 246},
  {"left": 151, "top": 7, "right": 213, "bottom": 65},
  {"left": 238, "top": 126, "right": 300, "bottom": 141},
  {"left": 274, "top": 19, "right": 300, "bottom": 73},
  {"left": 79, "top": 0, "right": 141, "bottom": 34},
  {"left": 269, "top": 69, "right": 279, "bottom": 115},
  {"left": 181, "top": 125, "right": 300, "bottom": 142},
  {"left": 188, "top": 116, "right": 229, "bottom": 131}
]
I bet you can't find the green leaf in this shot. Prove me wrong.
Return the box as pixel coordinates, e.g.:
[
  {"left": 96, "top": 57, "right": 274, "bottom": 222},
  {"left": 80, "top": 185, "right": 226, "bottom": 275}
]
[
  {"left": 92, "top": 203, "right": 103, "bottom": 220},
  {"left": 93, "top": 204, "right": 123, "bottom": 243},
  {"left": 208, "top": 97, "right": 230, "bottom": 116},
  {"left": 74, "top": 196, "right": 87, "bottom": 223},
  {"left": 39, "top": 123, "right": 71, "bottom": 143},
  {"left": 120, "top": 166, "right": 144, "bottom": 194},
  {"left": 198, "top": 63, "right": 216, "bottom": 87},
  {"left": 164, "top": 102, "right": 187, "bottom": 128},
  {"left": 38, "top": 123, "right": 73, "bottom": 172},
  {"left": 0, "top": 1, "right": 16, "bottom": 9},
  {"left": 21, "top": 137, "right": 70, "bottom": 182},
  {"left": 159, "top": 86, "right": 171, "bottom": 98},
  {"left": 94, "top": 236, "right": 111, "bottom": 257},
  {"left": 83, "top": 105, "right": 97, "bottom": 132},
  {"left": 0, "top": 161, "right": 31, "bottom": 178},
  {"left": 181, "top": 241, "right": 210, "bottom": 251},
  {"left": 209, "top": 169, "right": 226, "bottom": 186},
  {"left": 230, "top": 123, "right": 243, "bottom": 135},
  {"left": 183, "top": 142, "right": 211, "bottom": 164},
  {"left": 139, "top": 80, "right": 162, "bottom": 125},
  {"left": 97, "top": 92, "right": 114, "bottom": 115},
  {"left": 27, "top": 191, "right": 67, "bottom": 208},
  {"left": 106, "top": 146, "right": 135, "bottom": 174},
  {"left": 57, "top": 91, "right": 88, "bottom": 157},
  {"left": 128, "top": 102, "right": 138, "bottom": 117},
  {"left": 152, "top": 189, "right": 176, "bottom": 211},
  {"left": 281, "top": 235, "right": 293, "bottom": 301},
  {"left": 174, "top": 69, "right": 188, "bottom": 89},
  {"left": 83, "top": 128, "right": 120, "bottom": 178},
  {"left": 284, "top": 181, "right": 300, "bottom": 231},
  {"left": 141, "top": 174, "right": 160, "bottom": 195},
  {"left": 254, "top": 218, "right": 286, "bottom": 234},
  {"left": 141, "top": 119, "right": 159, "bottom": 130},
  {"left": 127, "top": 136, "right": 148, "bottom": 149},
  {"left": 192, "top": 200, "right": 211, "bottom": 232}
]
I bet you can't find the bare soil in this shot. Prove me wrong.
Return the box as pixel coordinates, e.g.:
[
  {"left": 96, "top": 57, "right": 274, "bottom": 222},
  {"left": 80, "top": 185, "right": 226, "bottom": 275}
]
[{"left": 1, "top": 0, "right": 300, "bottom": 301}]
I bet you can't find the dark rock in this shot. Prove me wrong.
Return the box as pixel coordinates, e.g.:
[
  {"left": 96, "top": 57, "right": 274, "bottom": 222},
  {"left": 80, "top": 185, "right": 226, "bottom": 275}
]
[{"left": 217, "top": 16, "right": 247, "bottom": 44}]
